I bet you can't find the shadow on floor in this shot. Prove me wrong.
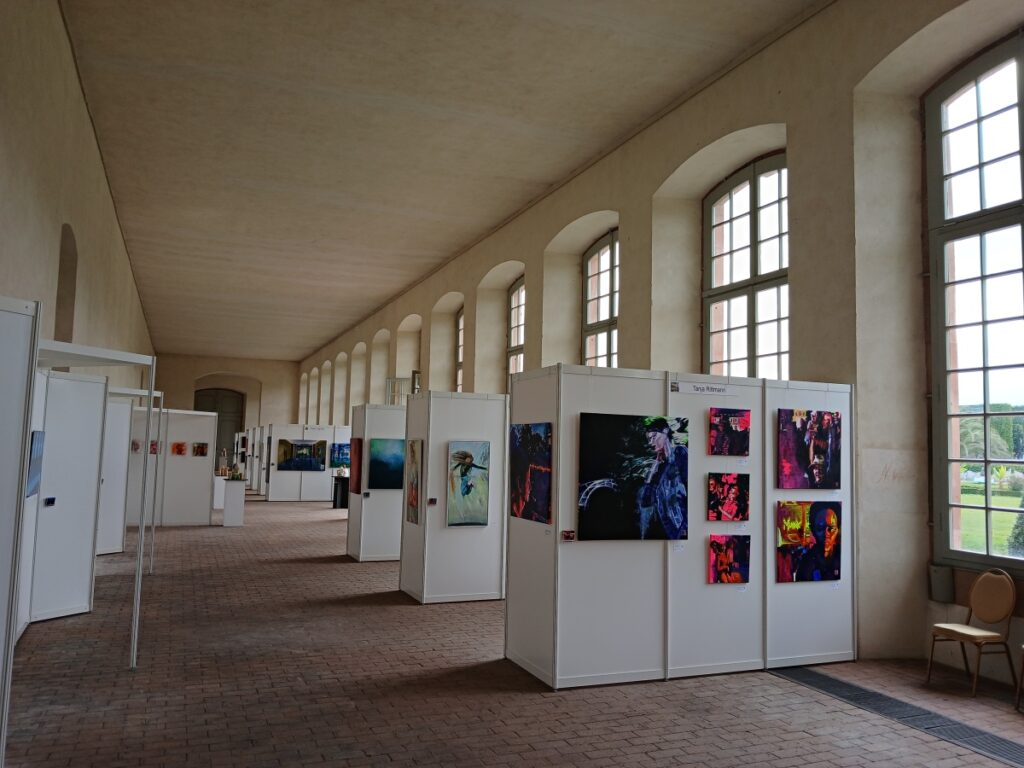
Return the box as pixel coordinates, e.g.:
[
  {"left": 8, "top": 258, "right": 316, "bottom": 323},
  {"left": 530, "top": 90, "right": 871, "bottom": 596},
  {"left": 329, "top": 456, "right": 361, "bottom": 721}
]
[
  {"left": 267, "top": 554, "right": 354, "bottom": 565},
  {"left": 306, "top": 590, "right": 417, "bottom": 608},
  {"left": 361, "top": 659, "right": 549, "bottom": 697}
]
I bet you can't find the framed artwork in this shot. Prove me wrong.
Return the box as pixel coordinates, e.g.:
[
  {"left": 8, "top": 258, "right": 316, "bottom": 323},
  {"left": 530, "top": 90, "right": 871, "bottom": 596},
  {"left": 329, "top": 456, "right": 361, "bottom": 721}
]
[
  {"left": 776, "top": 501, "right": 842, "bottom": 582},
  {"left": 368, "top": 438, "right": 404, "bottom": 489},
  {"left": 149, "top": 440, "right": 159, "bottom": 455},
  {"left": 577, "top": 413, "right": 689, "bottom": 540},
  {"left": 707, "top": 472, "right": 750, "bottom": 521},
  {"left": 509, "top": 422, "right": 553, "bottom": 524},
  {"left": 405, "top": 439, "right": 423, "bottom": 524},
  {"left": 708, "top": 408, "right": 751, "bottom": 456},
  {"left": 25, "top": 430, "right": 44, "bottom": 498},
  {"left": 447, "top": 440, "right": 489, "bottom": 526},
  {"left": 708, "top": 535, "right": 751, "bottom": 583},
  {"left": 350, "top": 438, "right": 363, "bottom": 494},
  {"left": 191, "top": 442, "right": 209, "bottom": 458},
  {"left": 777, "top": 409, "right": 841, "bottom": 489},
  {"left": 276, "top": 439, "right": 326, "bottom": 471},
  {"left": 131, "top": 439, "right": 141, "bottom": 454},
  {"left": 171, "top": 442, "right": 188, "bottom": 456},
  {"left": 329, "top": 442, "right": 351, "bottom": 469}
]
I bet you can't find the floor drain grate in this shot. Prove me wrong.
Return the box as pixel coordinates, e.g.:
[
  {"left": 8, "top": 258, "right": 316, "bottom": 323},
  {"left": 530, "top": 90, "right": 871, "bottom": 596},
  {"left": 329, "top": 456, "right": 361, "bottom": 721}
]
[{"left": 772, "top": 667, "right": 1024, "bottom": 768}]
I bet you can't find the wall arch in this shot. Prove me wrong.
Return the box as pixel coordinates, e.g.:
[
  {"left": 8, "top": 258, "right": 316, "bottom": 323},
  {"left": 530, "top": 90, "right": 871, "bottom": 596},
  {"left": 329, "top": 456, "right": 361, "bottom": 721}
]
[
  {"left": 318, "top": 360, "right": 333, "bottom": 425},
  {"left": 369, "top": 329, "right": 391, "bottom": 403},
  {"left": 474, "top": 260, "right": 525, "bottom": 394},
  {"left": 55, "top": 223, "right": 78, "bottom": 343},
  {"left": 298, "top": 372, "right": 308, "bottom": 422},
  {"left": 308, "top": 367, "right": 320, "bottom": 423},
  {"left": 396, "top": 314, "right": 422, "bottom": 382},
  {"left": 348, "top": 342, "right": 367, "bottom": 420},
  {"left": 429, "top": 291, "right": 464, "bottom": 391},
  {"left": 333, "top": 352, "right": 349, "bottom": 425}
]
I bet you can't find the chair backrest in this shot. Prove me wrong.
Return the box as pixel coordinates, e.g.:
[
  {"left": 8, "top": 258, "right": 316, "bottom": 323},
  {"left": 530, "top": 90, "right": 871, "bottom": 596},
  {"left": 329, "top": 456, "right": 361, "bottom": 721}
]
[{"left": 969, "top": 568, "right": 1017, "bottom": 627}]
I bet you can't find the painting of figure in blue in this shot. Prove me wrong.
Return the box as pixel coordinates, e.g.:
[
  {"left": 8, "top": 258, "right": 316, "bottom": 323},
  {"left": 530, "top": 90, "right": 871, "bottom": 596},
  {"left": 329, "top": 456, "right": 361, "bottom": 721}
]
[
  {"left": 277, "top": 439, "right": 327, "bottom": 471},
  {"left": 447, "top": 440, "right": 489, "bottom": 526},
  {"left": 25, "top": 430, "right": 44, "bottom": 498},
  {"left": 368, "top": 438, "right": 404, "bottom": 489},
  {"left": 577, "top": 413, "right": 688, "bottom": 540},
  {"left": 509, "top": 423, "right": 552, "bottom": 524},
  {"left": 329, "top": 442, "right": 350, "bottom": 469}
]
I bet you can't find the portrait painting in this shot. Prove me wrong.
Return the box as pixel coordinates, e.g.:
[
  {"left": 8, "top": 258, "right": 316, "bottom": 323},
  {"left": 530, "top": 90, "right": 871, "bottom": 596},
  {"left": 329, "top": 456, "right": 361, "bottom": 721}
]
[
  {"left": 776, "top": 501, "right": 842, "bottom": 582},
  {"left": 405, "top": 439, "right": 422, "bottom": 524},
  {"left": 708, "top": 535, "right": 751, "bottom": 584},
  {"left": 509, "top": 422, "right": 553, "bottom": 525},
  {"left": 708, "top": 408, "right": 751, "bottom": 456},
  {"left": 171, "top": 442, "right": 188, "bottom": 456},
  {"left": 777, "top": 409, "right": 841, "bottom": 489}
]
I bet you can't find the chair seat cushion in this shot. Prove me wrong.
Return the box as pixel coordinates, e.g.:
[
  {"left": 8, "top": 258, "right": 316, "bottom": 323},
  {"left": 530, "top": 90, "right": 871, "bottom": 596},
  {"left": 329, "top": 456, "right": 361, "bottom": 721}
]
[{"left": 933, "top": 623, "right": 1002, "bottom": 642}]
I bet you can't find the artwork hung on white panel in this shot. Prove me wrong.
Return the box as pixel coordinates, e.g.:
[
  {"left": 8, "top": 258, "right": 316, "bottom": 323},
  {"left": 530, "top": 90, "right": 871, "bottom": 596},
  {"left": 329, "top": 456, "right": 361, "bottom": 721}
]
[
  {"left": 405, "top": 439, "right": 422, "bottom": 525},
  {"left": 447, "top": 441, "right": 489, "bottom": 526}
]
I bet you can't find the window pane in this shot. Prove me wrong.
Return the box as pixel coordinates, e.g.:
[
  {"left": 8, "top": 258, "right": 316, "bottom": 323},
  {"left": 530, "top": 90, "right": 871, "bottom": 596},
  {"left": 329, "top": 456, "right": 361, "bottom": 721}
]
[
  {"left": 759, "top": 171, "right": 779, "bottom": 204},
  {"left": 598, "top": 296, "right": 609, "bottom": 321},
  {"left": 989, "top": 367, "right": 1024, "bottom": 407},
  {"left": 611, "top": 329, "right": 618, "bottom": 354},
  {"left": 587, "top": 299, "right": 598, "bottom": 324},
  {"left": 756, "top": 288, "right": 778, "bottom": 321},
  {"left": 945, "top": 234, "right": 981, "bottom": 281},
  {"left": 984, "top": 225, "right": 1023, "bottom": 273},
  {"left": 984, "top": 273, "right": 1024, "bottom": 320},
  {"left": 585, "top": 334, "right": 597, "bottom": 359},
  {"left": 780, "top": 354, "right": 789, "bottom": 380},
  {"left": 710, "top": 331, "right": 727, "bottom": 362},
  {"left": 988, "top": 320, "right": 1024, "bottom": 366},
  {"left": 948, "top": 371, "right": 984, "bottom": 413},
  {"left": 981, "top": 109, "right": 1019, "bottom": 162},
  {"left": 710, "top": 300, "right": 726, "bottom": 332},
  {"left": 946, "top": 325, "right": 984, "bottom": 369},
  {"left": 733, "top": 215, "right": 750, "bottom": 249},
  {"left": 757, "top": 355, "right": 778, "bottom": 379},
  {"left": 712, "top": 194, "right": 730, "bottom": 224},
  {"left": 978, "top": 60, "right": 1017, "bottom": 117},
  {"left": 757, "top": 322, "right": 778, "bottom": 354},
  {"left": 732, "top": 248, "right": 751, "bottom": 282},
  {"left": 733, "top": 182, "right": 750, "bottom": 216},
  {"left": 988, "top": 415, "right": 1018, "bottom": 459},
  {"left": 992, "top": 510, "right": 1024, "bottom": 559},
  {"left": 943, "top": 83, "right": 978, "bottom": 130},
  {"left": 711, "top": 362, "right": 726, "bottom": 375},
  {"left": 600, "top": 247, "right": 610, "bottom": 272},
  {"left": 950, "top": 462, "right": 986, "bottom": 505},
  {"left": 945, "top": 280, "right": 982, "bottom": 325},
  {"left": 779, "top": 319, "right": 789, "bottom": 352},
  {"left": 599, "top": 271, "right": 610, "bottom": 296},
  {"left": 714, "top": 223, "right": 730, "bottom": 255},
  {"left": 780, "top": 200, "right": 789, "bottom": 234},
  {"left": 713, "top": 255, "right": 729, "bottom": 287},
  {"left": 981, "top": 156, "right": 1022, "bottom": 208},
  {"left": 950, "top": 506, "right": 987, "bottom": 553},
  {"left": 950, "top": 416, "right": 985, "bottom": 459},
  {"left": 728, "top": 359, "right": 748, "bottom": 377},
  {"left": 759, "top": 203, "right": 780, "bottom": 239},
  {"left": 759, "top": 238, "right": 780, "bottom": 274},
  {"left": 779, "top": 284, "right": 789, "bottom": 317},
  {"left": 729, "top": 328, "right": 747, "bottom": 359},
  {"left": 944, "top": 123, "right": 979, "bottom": 174},
  {"left": 780, "top": 234, "right": 789, "bottom": 268},
  {"left": 990, "top": 466, "right": 1024, "bottom": 511},
  {"left": 729, "top": 296, "right": 747, "bottom": 327},
  {"left": 946, "top": 168, "right": 981, "bottom": 218}
]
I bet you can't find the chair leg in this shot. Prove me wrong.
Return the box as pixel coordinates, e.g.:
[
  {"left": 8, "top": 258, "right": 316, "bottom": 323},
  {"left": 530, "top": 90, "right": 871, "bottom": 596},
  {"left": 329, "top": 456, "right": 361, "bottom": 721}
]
[
  {"left": 1017, "top": 652, "right": 1024, "bottom": 711},
  {"left": 972, "top": 644, "right": 983, "bottom": 697},
  {"left": 960, "top": 642, "right": 972, "bottom": 680},
  {"left": 1003, "top": 643, "right": 1017, "bottom": 692},
  {"left": 926, "top": 635, "right": 937, "bottom": 684}
]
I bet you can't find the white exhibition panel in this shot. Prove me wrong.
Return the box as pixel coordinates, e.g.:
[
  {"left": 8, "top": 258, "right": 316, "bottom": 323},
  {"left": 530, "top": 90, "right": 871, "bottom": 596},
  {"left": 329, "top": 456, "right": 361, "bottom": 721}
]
[
  {"left": 31, "top": 373, "right": 106, "bottom": 622},
  {"left": 213, "top": 476, "right": 226, "bottom": 510},
  {"left": 266, "top": 424, "right": 304, "bottom": 501},
  {"left": 399, "top": 396, "right": 429, "bottom": 600},
  {"left": 765, "top": 380, "right": 855, "bottom": 668},
  {"left": 299, "top": 424, "right": 333, "bottom": 502},
  {"left": 505, "top": 368, "right": 559, "bottom": 687},
  {"left": 96, "top": 399, "right": 132, "bottom": 555},
  {"left": 347, "top": 405, "right": 405, "bottom": 561},
  {"left": 161, "top": 410, "right": 216, "bottom": 526},
  {"left": 347, "top": 409, "right": 366, "bottom": 557},
  {"left": 667, "top": 375, "right": 765, "bottom": 678},
  {"left": 127, "top": 408, "right": 166, "bottom": 527},
  {"left": 0, "top": 297, "right": 37, "bottom": 756},
  {"left": 244, "top": 428, "right": 254, "bottom": 488},
  {"left": 401, "top": 392, "right": 508, "bottom": 604},
  {"left": 257, "top": 426, "right": 267, "bottom": 495},
  {"left": 17, "top": 373, "right": 46, "bottom": 639},
  {"left": 556, "top": 367, "right": 668, "bottom": 688}
]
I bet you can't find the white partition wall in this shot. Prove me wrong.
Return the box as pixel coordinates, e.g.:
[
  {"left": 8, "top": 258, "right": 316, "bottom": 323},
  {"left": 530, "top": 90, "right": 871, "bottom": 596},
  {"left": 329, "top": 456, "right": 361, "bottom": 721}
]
[
  {"left": 127, "top": 408, "right": 167, "bottom": 527},
  {"left": 266, "top": 424, "right": 304, "bottom": 501},
  {"left": 347, "top": 405, "right": 405, "bottom": 561},
  {"left": 299, "top": 424, "right": 334, "bottom": 502},
  {"left": 0, "top": 296, "right": 38, "bottom": 765},
  {"left": 31, "top": 372, "right": 107, "bottom": 622},
  {"left": 505, "top": 365, "right": 856, "bottom": 690},
  {"left": 16, "top": 375, "right": 46, "bottom": 639},
  {"left": 400, "top": 392, "right": 508, "bottom": 604},
  {"left": 160, "top": 410, "right": 216, "bottom": 526},
  {"left": 765, "top": 380, "right": 854, "bottom": 668},
  {"left": 96, "top": 399, "right": 132, "bottom": 554},
  {"left": 265, "top": 424, "right": 342, "bottom": 502}
]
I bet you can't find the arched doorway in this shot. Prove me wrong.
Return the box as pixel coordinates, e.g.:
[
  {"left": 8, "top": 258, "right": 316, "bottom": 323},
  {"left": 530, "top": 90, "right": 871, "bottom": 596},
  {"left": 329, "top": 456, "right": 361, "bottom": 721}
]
[{"left": 194, "top": 388, "right": 245, "bottom": 462}]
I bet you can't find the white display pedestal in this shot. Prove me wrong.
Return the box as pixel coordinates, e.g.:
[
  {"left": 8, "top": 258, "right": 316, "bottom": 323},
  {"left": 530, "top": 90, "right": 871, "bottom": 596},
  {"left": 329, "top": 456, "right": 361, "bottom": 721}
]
[
  {"left": 222, "top": 480, "right": 245, "bottom": 527},
  {"left": 400, "top": 392, "right": 508, "bottom": 604},
  {"left": 505, "top": 364, "right": 854, "bottom": 690},
  {"left": 347, "top": 404, "right": 405, "bottom": 561},
  {"left": 212, "top": 476, "right": 226, "bottom": 510}
]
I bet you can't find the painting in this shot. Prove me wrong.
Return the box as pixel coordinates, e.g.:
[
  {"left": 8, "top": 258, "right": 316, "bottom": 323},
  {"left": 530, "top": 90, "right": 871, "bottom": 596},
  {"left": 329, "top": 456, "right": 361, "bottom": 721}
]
[
  {"left": 447, "top": 441, "right": 489, "bottom": 526},
  {"left": 171, "top": 442, "right": 188, "bottom": 456},
  {"left": 149, "top": 440, "right": 159, "bottom": 455},
  {"left": 276, "top": 439, "right": 327, "bottom": 471},
  {"left": 25, "top": 430, "right": 44, "bottom": 498},
  {"left": 131, "top": 439, "right": 141, "bottom": 454},
  {"left": 191, "top": 442, "right": 209, "bottom": 458},
  {"left": 350, "top": 438, "right": 363, "bottom": 494},
  {"left": 708, "top": 408, "right": 751, "bottom": 456},
  {"left": 708, "top": 535, "right": 751, "bottom": 583},
  {"left": 577, "top": 413, "right": 688, "bottom": 540},
  {"left": 368, "top": 438, "right": 404, "bottom": 489},
  {"left": 509, "top": 422, "right": 553, "bottom": 524},
  {"left": 329, "top": 442, "right": 351, "bottom": 469},
  {"left": 405, "top": 439, "right": 423, "bottom": 524},
  {"left": 777, "top": 409, "right": 841, "bottom": 489},
  {"left": 776, "top": 501, "right": 842, "bottom": 582},
  {"left": 707, "top": 472, "right": 750, "bottom": 521}
]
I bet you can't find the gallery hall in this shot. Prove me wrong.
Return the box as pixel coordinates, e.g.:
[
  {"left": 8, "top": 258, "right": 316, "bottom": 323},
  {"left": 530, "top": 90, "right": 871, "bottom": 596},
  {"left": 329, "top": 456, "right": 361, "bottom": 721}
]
[{"left": 4, "top": 0, "right": 1024, "bottom": 765}]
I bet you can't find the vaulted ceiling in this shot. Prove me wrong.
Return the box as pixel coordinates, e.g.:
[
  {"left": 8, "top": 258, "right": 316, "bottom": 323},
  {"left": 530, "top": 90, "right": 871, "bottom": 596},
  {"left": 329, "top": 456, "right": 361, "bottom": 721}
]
[{"left": 62, "top": 0, "right": 825, "bottom": 361}]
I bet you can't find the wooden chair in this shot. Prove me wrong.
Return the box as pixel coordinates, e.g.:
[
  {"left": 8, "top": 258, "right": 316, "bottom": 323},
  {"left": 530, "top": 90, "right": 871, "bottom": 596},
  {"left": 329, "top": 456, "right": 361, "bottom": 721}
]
[{"left": 926, "top": 568, "right": 1017, "bottom": 697}]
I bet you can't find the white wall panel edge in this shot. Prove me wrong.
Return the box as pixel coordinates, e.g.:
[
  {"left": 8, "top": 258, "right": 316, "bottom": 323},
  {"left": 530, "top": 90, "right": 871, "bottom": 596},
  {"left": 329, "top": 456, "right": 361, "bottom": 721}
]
[{"left": 556, "top": 669, "right": 663, "bottom": 689}]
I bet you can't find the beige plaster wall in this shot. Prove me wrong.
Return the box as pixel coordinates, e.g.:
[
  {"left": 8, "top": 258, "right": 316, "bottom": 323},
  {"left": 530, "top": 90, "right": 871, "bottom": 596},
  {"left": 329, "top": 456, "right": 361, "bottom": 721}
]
[
  {"left": 156, "top": 354, "right": 298, "bottom": 429},
  {"left": 0, "top": 1, "right": 152, "bottom": 387}
]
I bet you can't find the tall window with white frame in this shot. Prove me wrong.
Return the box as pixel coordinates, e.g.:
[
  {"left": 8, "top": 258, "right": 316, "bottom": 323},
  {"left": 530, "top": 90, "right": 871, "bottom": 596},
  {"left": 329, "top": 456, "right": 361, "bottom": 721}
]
[
  {"left": 507, "top": 278, "right": 526, "bottom": 379},
  {"left": 583, "top": 229, "right": 619, "bottom": 367},
  {"left": 926, "top": 34, "right": 1024, "bottom": 566},
  {"left": 455, "top": 307, "right": 464, "bottom": 392},
  {"left": 702, "top": 153, "right": 789, "bottom": 379}
]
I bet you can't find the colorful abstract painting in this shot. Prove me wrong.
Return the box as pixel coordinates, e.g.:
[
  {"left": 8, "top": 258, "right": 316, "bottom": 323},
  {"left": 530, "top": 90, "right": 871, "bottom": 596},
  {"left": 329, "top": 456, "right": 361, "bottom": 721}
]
[
  {"left": 276, "top": 439, "right": 326, "bottom": 471},
  {"left": 708, "top": 408, "right": 751, "bottom": 456},
  {"left": 776, "top": 501, "right": 842, "bottom": 582},
  {"left": 368, "top": 438, "right": 404, "bottom": 489},
  {"left": 447, "top": 440, "right": 489, "bottom": 526},
  {"left": 707, "top": 472, "right": 750, "bottom": 521},
  {"left": 149, "top": 440, "right": 159, "bottom": 455},
  {"left": 708, "top": 535, "right": 751, "bottom": 583},
  {"left": 171, "top": 442, "right": 188, "bottom": 456},
  {"left": 577, "top": 413, "right": 688, "bottom": 540},
  {"left": 777, "top": 409, "right": 841, "bottom": 489},
  {"left": 405, "top": 439, "right": 423, "bottom": 524},
  {"left": 509, "top": 422, "right": 553, "bottom": 524},
  {"left": 329, "top": 442, "right": 350, "bottom": 469},
  {"left": 350, "top": 438, "right": 363, "bottom": 494}
]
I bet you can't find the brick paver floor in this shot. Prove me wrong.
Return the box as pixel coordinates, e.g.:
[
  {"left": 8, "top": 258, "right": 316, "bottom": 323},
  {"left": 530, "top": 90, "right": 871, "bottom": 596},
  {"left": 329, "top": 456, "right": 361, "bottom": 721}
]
[{"left": 6, "top": 500, "right": 1022, "bottom": 767}]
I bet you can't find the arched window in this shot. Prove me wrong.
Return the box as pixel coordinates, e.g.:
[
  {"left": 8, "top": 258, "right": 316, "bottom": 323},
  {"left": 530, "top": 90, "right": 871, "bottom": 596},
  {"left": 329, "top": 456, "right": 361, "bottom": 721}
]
[
  {"left": 702, "top": 153, "right": 788, "bottom": 379},
  {"left": 926, "top": 34, "right": 1024, "bottom": 565},
  {"left": 507, "top": 278, "right": 526, "bottom": 377},
  {"left": 582, "top": 229, "right": 619, "bottom": 367},
  {"left": 455, "top": 307, "right": 465, "bottom": 392}
]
